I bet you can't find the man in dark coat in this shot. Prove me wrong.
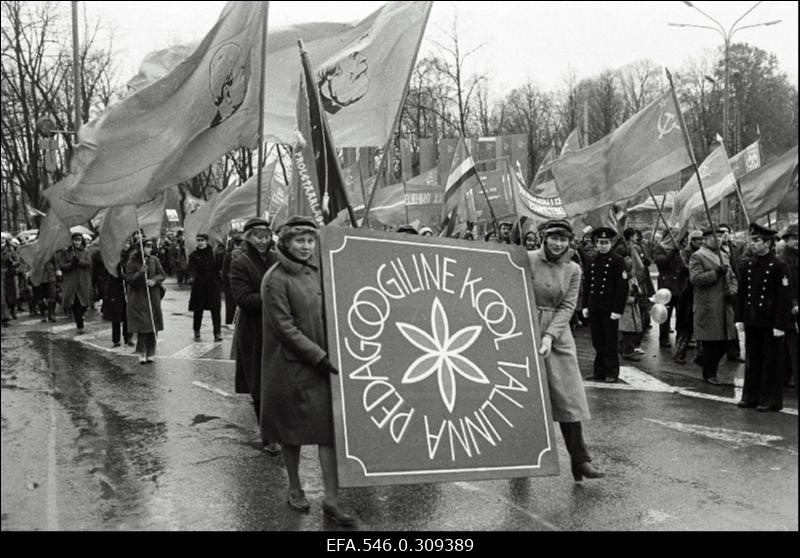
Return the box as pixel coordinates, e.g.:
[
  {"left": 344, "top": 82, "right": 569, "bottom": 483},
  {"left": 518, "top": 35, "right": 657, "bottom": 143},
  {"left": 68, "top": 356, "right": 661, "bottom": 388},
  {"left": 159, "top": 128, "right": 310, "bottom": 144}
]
[
  {"left": 719, "top": 223, "right": 745, "bottom": 362},
  {"left": 222, "top": 232, "right": 243, "bottom": 325},
  {"left": 653, "top": 228, "right": 688, "bottom": 348},
  {"left": 778, "top": 224, "right": 798, "bottom": 388},
  {"left": 735, "top": 223, "right": 792, "bottom": 412},
  {"left": 57, "top": 232, "right": 93, "bottom": 333},
  {"left": 187, "top": 233, "right": 223, "bottom": 341},
  {"left": 102, "top": 241, "right": 134, "bottom": 347},
  {"left": 229, "top": 218, "right": 279, "bottom": 454},
  {"left": 581, "top": 227, "right": 629, "bottom": 383}
]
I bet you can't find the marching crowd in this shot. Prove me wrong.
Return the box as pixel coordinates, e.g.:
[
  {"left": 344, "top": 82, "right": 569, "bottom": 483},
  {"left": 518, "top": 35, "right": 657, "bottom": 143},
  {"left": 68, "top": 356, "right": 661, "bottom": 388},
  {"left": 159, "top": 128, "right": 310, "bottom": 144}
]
[{"left": 1, "top": 214, "right": 797, "bottom": 526}]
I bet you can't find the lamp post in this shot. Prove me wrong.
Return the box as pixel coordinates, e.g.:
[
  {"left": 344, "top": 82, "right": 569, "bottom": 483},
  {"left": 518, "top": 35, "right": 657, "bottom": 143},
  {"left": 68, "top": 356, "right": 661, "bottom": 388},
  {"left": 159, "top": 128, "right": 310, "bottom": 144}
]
[{"left": 669, "top": 1, "right": 780, "bottom": 224}]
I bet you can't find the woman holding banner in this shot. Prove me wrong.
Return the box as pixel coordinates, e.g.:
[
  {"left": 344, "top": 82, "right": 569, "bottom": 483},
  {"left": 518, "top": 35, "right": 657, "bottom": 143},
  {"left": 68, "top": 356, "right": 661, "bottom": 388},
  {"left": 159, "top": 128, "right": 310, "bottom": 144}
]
[
  {"left": 259, "top": 216, "right": 356, "bottom": 527},
  {"left": 527, "top": 219, "right": 605, "bottom": 482}
]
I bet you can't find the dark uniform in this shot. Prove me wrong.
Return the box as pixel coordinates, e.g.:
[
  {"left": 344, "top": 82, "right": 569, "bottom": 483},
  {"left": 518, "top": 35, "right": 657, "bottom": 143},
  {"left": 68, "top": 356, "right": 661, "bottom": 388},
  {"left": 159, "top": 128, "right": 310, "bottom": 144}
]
[
  {"left": 736, "top": 223, "right": 792, "bottom": 412},
  {"left": 582, "top": 227, "right": 629, "bottom": 382}
]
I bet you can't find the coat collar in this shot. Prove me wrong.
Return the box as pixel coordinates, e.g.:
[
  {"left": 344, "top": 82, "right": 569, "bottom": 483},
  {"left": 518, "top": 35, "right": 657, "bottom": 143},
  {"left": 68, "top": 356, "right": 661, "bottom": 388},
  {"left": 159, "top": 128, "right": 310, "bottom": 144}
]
[
  {"left": 277, "top": 247, "right": 318, "bottom": 275},
  {"left": 535, "top": 247, "right": 571, "bottom": 265}
]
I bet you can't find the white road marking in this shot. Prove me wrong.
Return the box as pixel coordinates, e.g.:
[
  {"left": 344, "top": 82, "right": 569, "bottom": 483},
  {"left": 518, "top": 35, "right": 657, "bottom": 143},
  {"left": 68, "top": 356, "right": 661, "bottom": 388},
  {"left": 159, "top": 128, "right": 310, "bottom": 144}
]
[
  {"left": 171, "top": 343, "right": 218, "bottom": 359},
  {"left": 21, "top": 318, "right": 42, "bottom": 325},
  {"left": 618, "top": 366, "right": 676, "bottom": 392},
  {"left": 50, "top": 323, "right": 79, "bottom": 333},
  {"left": 645, "top": 418, "right": 796, "bottom": 454},
  {"left": 192, "top": 381, "right": 234, "bottom": 398}
]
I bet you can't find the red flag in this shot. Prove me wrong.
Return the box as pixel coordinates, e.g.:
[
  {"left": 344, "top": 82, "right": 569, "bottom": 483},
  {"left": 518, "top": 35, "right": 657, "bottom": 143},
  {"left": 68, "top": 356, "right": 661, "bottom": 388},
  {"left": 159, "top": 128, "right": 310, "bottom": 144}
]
[{"left": 738, "top": 146, "right": 798, "bottom": 220}]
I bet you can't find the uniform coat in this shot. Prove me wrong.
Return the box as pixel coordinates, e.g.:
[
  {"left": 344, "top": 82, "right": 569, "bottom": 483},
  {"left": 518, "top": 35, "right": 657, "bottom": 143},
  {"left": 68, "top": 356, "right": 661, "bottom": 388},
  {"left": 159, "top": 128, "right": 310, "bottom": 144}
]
[
  {"left": 259, "top": 249, "right": 332, "bottom": 446},
  {"left": 230, "top": 243, "right": 278, "bottom": 399},
  {"left": 102, "top": 257, "right": 128, "bottom": 323},
  {"left": 528, "top": 249, "right": 591, "bottom": 422},
  {"left": 653, "top": 241, "right": 688, "bottom": 301},
  {"left": 187, "top": 246, "right": 222, "bottom": 311},
  {"left": 57, "top": 246, "right": 92, "bottom": 310},
  {"left": 581, "top": 251, "right": 629, "bottom": 314},
  {"left": 125, "top": 252, "right": 166, "bottom": 333},
  {"left": 689, "top": 246, "right": 738, "bottom": 341}
]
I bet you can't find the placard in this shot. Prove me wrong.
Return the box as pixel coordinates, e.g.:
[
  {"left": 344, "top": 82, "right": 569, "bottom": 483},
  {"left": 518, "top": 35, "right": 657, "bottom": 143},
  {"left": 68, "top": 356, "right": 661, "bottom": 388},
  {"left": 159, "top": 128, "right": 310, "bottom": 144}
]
[{"left": 321, "top": 227, "right": 559, "bottom": 487}]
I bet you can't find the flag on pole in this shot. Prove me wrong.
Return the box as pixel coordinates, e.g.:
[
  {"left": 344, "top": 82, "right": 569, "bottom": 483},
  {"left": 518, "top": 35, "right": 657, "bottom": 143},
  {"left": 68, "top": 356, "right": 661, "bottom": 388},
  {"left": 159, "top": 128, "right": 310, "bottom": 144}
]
[
  {"left": 99, "top": 194, "right": 167, "bottom": 276},
  {"left": 509, "top": 160, "right": 568, "bottom": 221},
  {"left": 551, "top": 90, "right": 692, "bottom": 217},
  {"left": 671, "top": 145, "right": 736, "bottom": 228},
  {"left": 728, "top": 140, "right": 762, "bottom": 180},
  {"left": 440, "top": 136, "right": 479, "bottom": 229},
  {"left": 737, "top": 146, "right": 798, "bottom": 221},
  {"left": 128, "top": 1, "right": 433, "bottom": 149},
  {"left": 57, "top": 1, "right": 268, "bottom": 208}
]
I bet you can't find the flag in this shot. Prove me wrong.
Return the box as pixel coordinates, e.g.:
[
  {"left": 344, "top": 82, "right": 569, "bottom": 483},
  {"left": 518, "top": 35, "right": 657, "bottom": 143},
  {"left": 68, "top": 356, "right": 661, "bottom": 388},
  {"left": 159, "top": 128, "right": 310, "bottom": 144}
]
[
  {"left": 728, "top": 140, "right": 762, "bottom": 180},
  {"left": 99, "top": 194, "right": 166, "bottom": 276},
  {"left": 531, "top": 129, "right": 581, "bottom": 197},
  {"left": 559, "top": 128, "right": 582, "bottom": 156},
  {"left": 530, "top": 145, "right": 556, "bottom": 193},
  {"left": 510, "top": 161, "right": 568, "bottom": 222},
  {"left": 405, "top": 167, "right": 444, "bottom": 228},
  {"left": 440, "top": 136, "right": 480, "bottom": 228},
  {"left": 551, "top": 90, "right": 692, "bottom": 217},
  {"left": 738, "top": 146, "right": 798, "bottom": 221},
  {"left": 128, "top": 1, "right": 432, "bottom": 149},
  {"left": 671, "top": 145, "right": 736, "bottom": 228},
  {"left": 58, "top": 1, "right": 268, "bottom": 208},
  {"left": 183, "top": 192, "right": 207, "bottom": 216},
  {"left": 24, "top": 212, "right": 72, "bottom": 286}
]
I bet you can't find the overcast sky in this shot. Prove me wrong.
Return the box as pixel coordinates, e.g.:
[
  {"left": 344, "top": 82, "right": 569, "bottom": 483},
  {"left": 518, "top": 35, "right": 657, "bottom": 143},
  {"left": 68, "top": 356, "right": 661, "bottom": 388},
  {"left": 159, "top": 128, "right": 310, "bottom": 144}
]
[{"left": 83, "top": 1, "right": 799, "bottom": 96}]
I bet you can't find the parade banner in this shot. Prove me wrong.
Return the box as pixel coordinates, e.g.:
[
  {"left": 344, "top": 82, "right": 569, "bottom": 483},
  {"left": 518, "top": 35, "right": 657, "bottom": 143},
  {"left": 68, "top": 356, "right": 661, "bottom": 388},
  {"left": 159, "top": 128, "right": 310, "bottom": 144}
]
[
  {"left": 321, "top": 227, "right": 559, "bottom": 487},
  {"left": 405, "top": 167, "right": 444, "bottom": 227}
]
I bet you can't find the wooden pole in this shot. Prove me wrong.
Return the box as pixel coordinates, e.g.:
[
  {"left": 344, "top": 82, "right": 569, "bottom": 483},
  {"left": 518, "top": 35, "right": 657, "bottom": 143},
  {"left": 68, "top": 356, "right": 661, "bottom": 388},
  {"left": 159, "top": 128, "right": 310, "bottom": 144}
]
[
  {"left": 71, "top": 1, "right": 82, "bottom": 132},
  {"left": 255, "top": 2, "right": 270, "bottom": 217},
  {"left": 648, "top": 187, "right": 686, "bottom": 265}
]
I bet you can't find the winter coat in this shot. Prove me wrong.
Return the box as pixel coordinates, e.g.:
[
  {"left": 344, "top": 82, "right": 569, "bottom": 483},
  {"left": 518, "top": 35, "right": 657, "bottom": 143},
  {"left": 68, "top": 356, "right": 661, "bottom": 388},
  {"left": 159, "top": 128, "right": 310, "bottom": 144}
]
[
  {"left": 619, "top": 279, "right": 643, "bottom": 333},
  {"left": 222, "top": 246, "right": 238, "bottom": 323},
  {"left": 2, "top": 247, "right": 19, "bottom": 304},
  {"left": 582, "top": 251, "right": 629, "bottom": 315},
  {"left": 168, "top": 239, "right": 188, "bottom": 272},
  {"left": 527, "top": 248, "right": 591, "bottom": 423},
  {"left": 230, "top": 243, "right": 278, "bottom": 399},
  {"left": 102, "top": 256, "right": 129, "bottom": 323},
  {"left": 735, "top": 252, "right": 792, "bottom": 331},
  {"left": 653, "top": 241, "right": 688, "bottom": 300},
  {"left": 187, "top": 246, "right": 222, "bottom": 311},
  {"left": 125, "top": 252, "right": 166, "bottom": 333},
  {"left": 778, "top": 245, "right": 798, "bottom": 313},
  {"left": 690, "top": 245, "right": 738, "bottom": 341},
  {"left": 37, "top": 259, "right": 58, "bottom": 285},
  {"left": 57, "top": 246, "right": 92, "bottom": 309},
  {"left": 259, "top": 249, "right": 332, "bottom": 446}
]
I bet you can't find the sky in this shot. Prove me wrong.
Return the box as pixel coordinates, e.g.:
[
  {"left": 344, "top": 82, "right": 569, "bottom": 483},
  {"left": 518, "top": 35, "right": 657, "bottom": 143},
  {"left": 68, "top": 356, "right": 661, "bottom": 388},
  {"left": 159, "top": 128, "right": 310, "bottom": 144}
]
[{"left": 83, "top": 1, "right": 799, "bottom": 97}]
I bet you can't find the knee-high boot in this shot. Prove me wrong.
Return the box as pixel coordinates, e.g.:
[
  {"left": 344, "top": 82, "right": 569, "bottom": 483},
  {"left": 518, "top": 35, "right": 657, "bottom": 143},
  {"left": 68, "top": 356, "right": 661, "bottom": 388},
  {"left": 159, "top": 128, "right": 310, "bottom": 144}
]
[{"left": 559, "top": 422, "right": 604, "bottom": 481}]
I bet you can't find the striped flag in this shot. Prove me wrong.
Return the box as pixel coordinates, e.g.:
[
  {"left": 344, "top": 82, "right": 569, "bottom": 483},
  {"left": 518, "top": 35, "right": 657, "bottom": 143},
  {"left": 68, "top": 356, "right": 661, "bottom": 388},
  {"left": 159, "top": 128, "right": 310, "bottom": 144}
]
[
  {"left": 440, "top": 136, "right": 479, "bottom": 229},
  {"left": 671, "top": 145, "right": 736, "bottom": 229}
]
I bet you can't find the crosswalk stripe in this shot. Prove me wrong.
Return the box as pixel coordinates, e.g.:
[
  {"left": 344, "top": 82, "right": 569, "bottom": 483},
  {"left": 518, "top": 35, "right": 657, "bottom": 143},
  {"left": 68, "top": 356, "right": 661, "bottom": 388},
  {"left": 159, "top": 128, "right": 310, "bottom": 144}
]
[
  {"left": 170, "top": 343, "right": 219, "bottom": 359},
  {"left": 645, "top": 418, "right": 796, "bottom": 454}
]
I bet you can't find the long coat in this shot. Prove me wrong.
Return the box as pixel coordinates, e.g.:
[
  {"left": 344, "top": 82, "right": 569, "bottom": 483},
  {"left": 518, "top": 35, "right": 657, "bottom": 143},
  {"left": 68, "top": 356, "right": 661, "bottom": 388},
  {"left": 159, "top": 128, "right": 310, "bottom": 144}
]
[
  {"left": 188, "top": 246, "right": 222, "bottom": 311},
  {"left": 102, "top": 256, "right": 128, "bottom": 323},
  {"left": 259, "top": 249, "right": 332, "bottom": 446},
  {"left": 57, "top": 246, "right": 92, "bottom": 310},
  {"left": 690, "top": 245, "right": 738, "bottom": 341},
  {"left": 527, "top": 248, "right": 591, "bottom": 423},
  {"left": 125, "top": 252, "right": 166, "bottom": 333},
  {"left": 230, "top": 243, "right": 278, "bottom": 399}
]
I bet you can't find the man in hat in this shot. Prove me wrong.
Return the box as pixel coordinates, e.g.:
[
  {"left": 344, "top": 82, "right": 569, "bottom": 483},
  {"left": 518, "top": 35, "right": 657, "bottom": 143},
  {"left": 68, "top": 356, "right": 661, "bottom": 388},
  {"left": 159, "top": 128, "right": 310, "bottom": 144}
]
[
  {"left": 187, "top": 232, "right": 224, "bottom": 342},
  {"left": 778, "top": 223, "right": 798, "bottom": 388},
  {"left": 735, "top": 223, "right": 792, "bottom": 411},
  {"left": 690, "top": 227, "right": 738, "bottom": 385},
  {"left": 56, "top": 232, "right": 93, "bottom": 334},
  {"left": 581, "top": 227, "right": 629, "bottom": 382}
]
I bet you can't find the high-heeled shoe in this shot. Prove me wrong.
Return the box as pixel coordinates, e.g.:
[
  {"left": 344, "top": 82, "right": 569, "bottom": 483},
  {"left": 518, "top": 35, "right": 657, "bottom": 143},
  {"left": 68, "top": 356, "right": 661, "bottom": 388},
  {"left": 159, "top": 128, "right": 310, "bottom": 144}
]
[
  {"left": 572, "top": 462, "right": 605, "bottom": 482},
  {"left": 321, "top": 500, "right": 357, "bottom": 527}
]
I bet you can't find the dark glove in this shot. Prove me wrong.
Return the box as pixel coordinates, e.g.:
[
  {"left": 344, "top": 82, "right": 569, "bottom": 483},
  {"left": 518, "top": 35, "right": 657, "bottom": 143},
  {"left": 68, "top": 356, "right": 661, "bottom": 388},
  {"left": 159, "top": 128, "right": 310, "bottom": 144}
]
[
  {"left": 316, "top": 356, "right": 339, "bottom": 376},
  {"left": 716, "top": 264, "right": 729, "bottom": 276}
]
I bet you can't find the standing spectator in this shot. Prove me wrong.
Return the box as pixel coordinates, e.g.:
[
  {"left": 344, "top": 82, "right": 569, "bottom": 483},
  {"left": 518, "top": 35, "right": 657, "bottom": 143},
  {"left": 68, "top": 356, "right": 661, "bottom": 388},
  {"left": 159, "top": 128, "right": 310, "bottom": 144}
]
[
  {"left": 653, "top": 228, "right": 688, "bottom": 348},
  {"left": 260, "top": 216, "right": 356, "bottom": 526},
  {"left": 103, "top": 241, "right": 134, "bottom": 348},
  {"left": 57, "top": 232, "right": 92, "bottom": 334},
  {"left": 187, "top": 233, "right": 223, "bottom": 342},
  {"left": 528, "top": 219, "right": 604, "bottom": 482},
  {"left": 230, "top": 218, "right": 280, "bottom": 454},
  {"left": 125, "top": 237, "right": 166, "bottom": 364},
  {"left": 674, "top": 230, "right": 702, "bottom": 364},
  {"left": 689, "top": 227, "right": 738, "bottom": 385},
  {"left": 222, "top": 232, "right": 244, "bottom": 326},
  {"left": 581, "top": 227, "right": 629, "bottom": 383},
  {"left": 778, "top": 224, "right": 798, "bottom": 388},
  {"left": 735, "top": 223, "right": 792, "bottom": 411},
  {"left": 718, "top": 223, "right": 745, "bottom": 362}
]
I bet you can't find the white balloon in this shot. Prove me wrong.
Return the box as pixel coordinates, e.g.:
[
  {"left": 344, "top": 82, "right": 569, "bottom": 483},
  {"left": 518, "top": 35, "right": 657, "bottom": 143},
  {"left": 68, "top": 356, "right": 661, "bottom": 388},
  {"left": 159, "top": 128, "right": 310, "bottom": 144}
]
[
  {"left": 653, "top": 288, "right": 672, "bottom": 305},
  {"left": 650, "top": 303, "right": 669, "bottom": 324}
]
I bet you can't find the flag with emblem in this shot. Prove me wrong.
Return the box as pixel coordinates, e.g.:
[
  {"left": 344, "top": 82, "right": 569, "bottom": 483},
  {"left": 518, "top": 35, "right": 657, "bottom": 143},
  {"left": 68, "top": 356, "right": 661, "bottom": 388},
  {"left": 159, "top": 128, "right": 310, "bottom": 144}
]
[
  {"left": 738, "top": 146, "right": 798, "bottom": 220},
  {"left": 551, "top": 90, "right": 692, "bottom": 217},
  {"left": 671, "top": 145, "right": 736, "bottom": 229}
]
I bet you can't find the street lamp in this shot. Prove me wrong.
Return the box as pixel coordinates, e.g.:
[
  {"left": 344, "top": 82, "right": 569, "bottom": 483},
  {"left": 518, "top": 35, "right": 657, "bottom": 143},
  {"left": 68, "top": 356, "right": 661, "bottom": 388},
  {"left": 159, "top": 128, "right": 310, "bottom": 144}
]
[{"left": 668, "top": 1, "right": 781, "bottom": 154}]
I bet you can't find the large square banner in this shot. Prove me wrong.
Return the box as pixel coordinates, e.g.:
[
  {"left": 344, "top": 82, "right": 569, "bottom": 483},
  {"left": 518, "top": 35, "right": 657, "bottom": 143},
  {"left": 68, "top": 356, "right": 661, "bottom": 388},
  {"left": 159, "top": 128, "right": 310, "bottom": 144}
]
[{"left": 320, "top": 228, "right": 559, "bottom": 487}]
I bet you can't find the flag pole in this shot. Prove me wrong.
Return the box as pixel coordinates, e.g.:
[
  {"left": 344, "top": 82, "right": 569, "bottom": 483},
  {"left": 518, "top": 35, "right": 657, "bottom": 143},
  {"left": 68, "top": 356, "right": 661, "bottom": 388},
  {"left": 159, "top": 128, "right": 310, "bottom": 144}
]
[
  {"left": 505, "top": 157, "right": 526, "bottom": 240},
  {"left": 734, "top": 180, "right": 751, "bottom": 226},
  {"left": 469, "top": 143, "right": 500, "bottom": 233},
  {"left": 363, "top": 1, "right": 433, "bottom": 228},
  {"left": 647, "top": 187, "right": 686, "bottom": 265},
  {"left": 665, "top": 68, "right": 724, "bottom": 266},
  {"left": 255, "top": 2, "right": 270, "bottom": 218}
]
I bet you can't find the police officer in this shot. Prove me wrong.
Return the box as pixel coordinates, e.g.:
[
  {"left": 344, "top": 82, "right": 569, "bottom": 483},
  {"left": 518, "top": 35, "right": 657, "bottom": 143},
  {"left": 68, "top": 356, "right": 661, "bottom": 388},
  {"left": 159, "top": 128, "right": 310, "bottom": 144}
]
[
  {"left": 581, "top": 227, "right": 629, "bottom": 383},
  {"left": 735, "top": 223, "right": 792, "bottom": 412}
]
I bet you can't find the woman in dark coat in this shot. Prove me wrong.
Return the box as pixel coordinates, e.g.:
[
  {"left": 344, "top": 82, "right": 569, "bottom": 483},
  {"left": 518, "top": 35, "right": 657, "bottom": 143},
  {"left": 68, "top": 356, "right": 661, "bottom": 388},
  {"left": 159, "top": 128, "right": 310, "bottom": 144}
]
[
  {"left": 187, "top": 233, "right": 223, "bottom": 341},
  {"left": 125, "top": 237, "right": 166, "bottom": 364},
  {"left": 260, "top": 216, "right": 356, "bottom": 526},
  {"left": 57, "top": 233, "right": 93, "bottom": 333},
  {"left": 102, "top": 241, "right": 134, "bottom": 347},
  {"left": 229, "top": 218, "right": 279, "bottom": 453}
]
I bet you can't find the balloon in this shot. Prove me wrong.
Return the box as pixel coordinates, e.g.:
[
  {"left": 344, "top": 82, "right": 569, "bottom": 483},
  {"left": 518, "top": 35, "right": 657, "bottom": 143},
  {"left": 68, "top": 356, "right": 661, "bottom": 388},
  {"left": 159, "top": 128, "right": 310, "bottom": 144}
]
[
  {"left": 653, "top": 288, "right": 672, "bottom": 305},
  {"left": 650, "top": 303, "right": 669, "bottom": 324}
]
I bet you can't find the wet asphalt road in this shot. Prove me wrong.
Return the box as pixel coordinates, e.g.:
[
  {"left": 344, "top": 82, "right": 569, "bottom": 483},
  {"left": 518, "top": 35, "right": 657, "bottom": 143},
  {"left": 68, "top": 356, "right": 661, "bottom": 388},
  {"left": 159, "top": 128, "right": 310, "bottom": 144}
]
[{"left": 2, "top": 279, "right": 797, "bottom": 531}]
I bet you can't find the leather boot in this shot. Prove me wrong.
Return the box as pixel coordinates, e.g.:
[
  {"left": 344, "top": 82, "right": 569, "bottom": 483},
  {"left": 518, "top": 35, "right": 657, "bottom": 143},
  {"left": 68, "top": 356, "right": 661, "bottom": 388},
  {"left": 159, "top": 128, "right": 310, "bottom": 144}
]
[{"left": 572, "top": 461, "right": 605, "bottom": 481}]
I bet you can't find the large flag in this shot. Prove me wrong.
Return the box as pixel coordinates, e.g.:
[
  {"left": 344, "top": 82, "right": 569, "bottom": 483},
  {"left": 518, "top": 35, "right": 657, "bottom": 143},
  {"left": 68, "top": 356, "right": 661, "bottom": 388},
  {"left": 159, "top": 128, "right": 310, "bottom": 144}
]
[
  {"left": 440, "top": 136, "right": 480, "bottom": 228},
  {"left": 729, "top": 140, "right": 762, "bottom": 180},
  {"left": 128, "top": 1, "right": 432, "bottom": 149},
  {"left": 671, "top": 145, "right": 736, "bottom": 228},
  {"left": 99, "top": 194, "right": 166, "bottom": 276},
  {"left": 510, "top": 161, "right": 568, "bottom": 222},
  {"left": 23, "top": 213, "right": 72, "bottom": 286},
  {"left": 58, "top": 1, "right": 268, "bottom": 208},
  {"left": 738, "top": 146, "right": 798, "bottom": 221},
  {"left": 551, "top": 90, "right": 692, "bottom": 217}
]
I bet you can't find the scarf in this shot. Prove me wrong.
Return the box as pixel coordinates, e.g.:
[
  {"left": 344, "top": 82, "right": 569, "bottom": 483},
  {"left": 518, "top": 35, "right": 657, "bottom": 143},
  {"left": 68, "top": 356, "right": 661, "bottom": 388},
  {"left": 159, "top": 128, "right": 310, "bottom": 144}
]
[{"left": 278, "top": 244, "right": 310, "bottom": 266}]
